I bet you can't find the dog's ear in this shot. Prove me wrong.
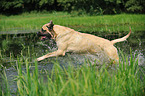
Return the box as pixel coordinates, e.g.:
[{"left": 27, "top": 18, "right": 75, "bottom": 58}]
[
  {"left": 50, "top": 20, "right": 54, "bottom": 27},
  {"left": 47, "top": 20, "right": 54, "bottom": 30}
]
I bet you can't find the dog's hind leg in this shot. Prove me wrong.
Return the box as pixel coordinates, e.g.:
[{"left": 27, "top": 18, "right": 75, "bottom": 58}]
[
  {"left": 37, "top": 49, "right": 65, "bottom": 61},
  {"left": 105, "top": 46, "right": 119, "bottom": 64}
]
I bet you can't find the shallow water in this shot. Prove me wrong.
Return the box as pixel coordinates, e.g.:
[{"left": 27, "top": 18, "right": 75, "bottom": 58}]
[{"left": 0, "top": 31, "right": 145, "bottom": 94}]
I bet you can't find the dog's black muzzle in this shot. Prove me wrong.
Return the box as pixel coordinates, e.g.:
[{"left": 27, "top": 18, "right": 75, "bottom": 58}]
[{"left": 37, "top": 31, "right": 52, "bottom": 41}]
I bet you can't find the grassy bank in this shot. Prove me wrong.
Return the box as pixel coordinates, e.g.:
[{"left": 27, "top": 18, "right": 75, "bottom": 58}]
[
  {"left": 1, "top": 51, "right": 145, "bottom": 96},
  {"left": 0, "top": 12, "right": 145, "bottom": 34}
]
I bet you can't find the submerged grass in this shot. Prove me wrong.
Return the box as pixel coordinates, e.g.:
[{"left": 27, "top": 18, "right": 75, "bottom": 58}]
[
  {"left": 0, "top": 12, "right": 145, "bottom": 34},
  {"left": 1, "top": 51, "right": 145, "bottom": 96}
]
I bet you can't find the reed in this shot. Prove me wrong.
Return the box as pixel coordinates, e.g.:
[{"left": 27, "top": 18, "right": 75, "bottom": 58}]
[{"left": 1, "top": 51, "right": 145, "bottom": 96}]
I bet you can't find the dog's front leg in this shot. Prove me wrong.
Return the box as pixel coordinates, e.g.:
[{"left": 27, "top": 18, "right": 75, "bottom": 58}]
[{"left": 37, "top": 50, "right": 65, "bottom": 61}]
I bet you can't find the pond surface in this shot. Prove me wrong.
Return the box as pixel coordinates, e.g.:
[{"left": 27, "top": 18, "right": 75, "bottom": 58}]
[{"left": 0, "top": 31, "right": 145, "bottom": 94}]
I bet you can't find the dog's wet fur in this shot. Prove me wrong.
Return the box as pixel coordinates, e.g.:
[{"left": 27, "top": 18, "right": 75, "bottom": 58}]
[{"left": 37, "top": 20, "right": 131, "bottom": 63}]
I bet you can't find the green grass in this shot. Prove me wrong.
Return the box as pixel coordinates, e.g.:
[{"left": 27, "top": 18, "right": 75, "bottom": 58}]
[
  {"left": 0, "top": 12, "right": 145, "bottom": 95},
  {"left": 0, "top": 35, "right": 144, "bottom": 96},
  {"left": 0, "top": 12, "right": 145, "bottom": 34},
  {"left": 1, "top": 50, "right": 145, "bottom": 96}
]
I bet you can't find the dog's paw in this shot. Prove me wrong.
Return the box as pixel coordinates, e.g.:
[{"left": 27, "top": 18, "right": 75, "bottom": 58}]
[{"left": 37, "top": 57, "right": 43, "bottom": 61}]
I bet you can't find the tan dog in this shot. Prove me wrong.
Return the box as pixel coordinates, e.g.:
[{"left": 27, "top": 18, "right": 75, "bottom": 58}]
[{"left": 37, "top": 20, "right": 131, "bottom": 62}]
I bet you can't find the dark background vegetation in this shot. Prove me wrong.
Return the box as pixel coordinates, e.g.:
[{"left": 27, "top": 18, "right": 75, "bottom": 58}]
[{"left": 0, "top": 0, "right": 145, "bottom": 15}]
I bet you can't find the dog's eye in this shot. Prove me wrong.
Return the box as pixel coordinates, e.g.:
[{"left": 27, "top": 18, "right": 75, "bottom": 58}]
[
  {"left": 46, "top": 26, "right": 52, "bottom": 30},
  {"left": 42, "top": 28, "right": 46, "bottom": 32}
]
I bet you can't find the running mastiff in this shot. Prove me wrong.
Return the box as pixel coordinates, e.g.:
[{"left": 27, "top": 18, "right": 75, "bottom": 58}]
[{"left": 37, "top": 20, "right": 131, "bottom": 63}]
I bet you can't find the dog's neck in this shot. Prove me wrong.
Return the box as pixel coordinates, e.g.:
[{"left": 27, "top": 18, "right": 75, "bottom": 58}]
[
  {"left": 50, "top": 29, "right": 57, "bottom": 40},
  {"left": 53, "top": 25, "right": 75, "bottom": 40}
]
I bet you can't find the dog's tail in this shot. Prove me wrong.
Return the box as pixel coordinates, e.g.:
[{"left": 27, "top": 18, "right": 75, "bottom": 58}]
[{"left": 111, "top": 27, "right": 131, "bottom": 45}]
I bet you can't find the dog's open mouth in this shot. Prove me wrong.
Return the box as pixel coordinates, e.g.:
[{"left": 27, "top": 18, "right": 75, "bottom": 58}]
[
  {"left": 37, "top": 32, "right": 52, "bottom": 41},
  {"left": 40, "top": 35, "right": 50, "bottom": 41},
  {"left": 41, "top": 36, "right": 48, "bottom": 41}
]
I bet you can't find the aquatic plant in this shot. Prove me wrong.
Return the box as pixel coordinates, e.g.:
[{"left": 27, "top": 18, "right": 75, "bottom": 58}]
[{"left": 1, "top": 51, "right": 145, "bottom": 96}]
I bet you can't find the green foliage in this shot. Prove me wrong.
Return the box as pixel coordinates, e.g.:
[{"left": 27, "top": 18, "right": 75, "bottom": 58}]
[
  {"left": 39, "top": 0, "right": 53, "bottom": 7},
  {"left": 125, "top": 0, "right": 145, "bottom": 13},
  {"left": 0, "top": 0, "right": 23, "bottom": 10},
  {"left": 0, "top": 0, "right": 145, "bottom": 15}
]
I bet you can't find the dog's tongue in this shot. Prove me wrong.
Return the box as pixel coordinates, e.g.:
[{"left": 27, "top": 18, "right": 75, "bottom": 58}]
[{"left": 41, "top": 36, "right": 46, "bottom": 40}]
